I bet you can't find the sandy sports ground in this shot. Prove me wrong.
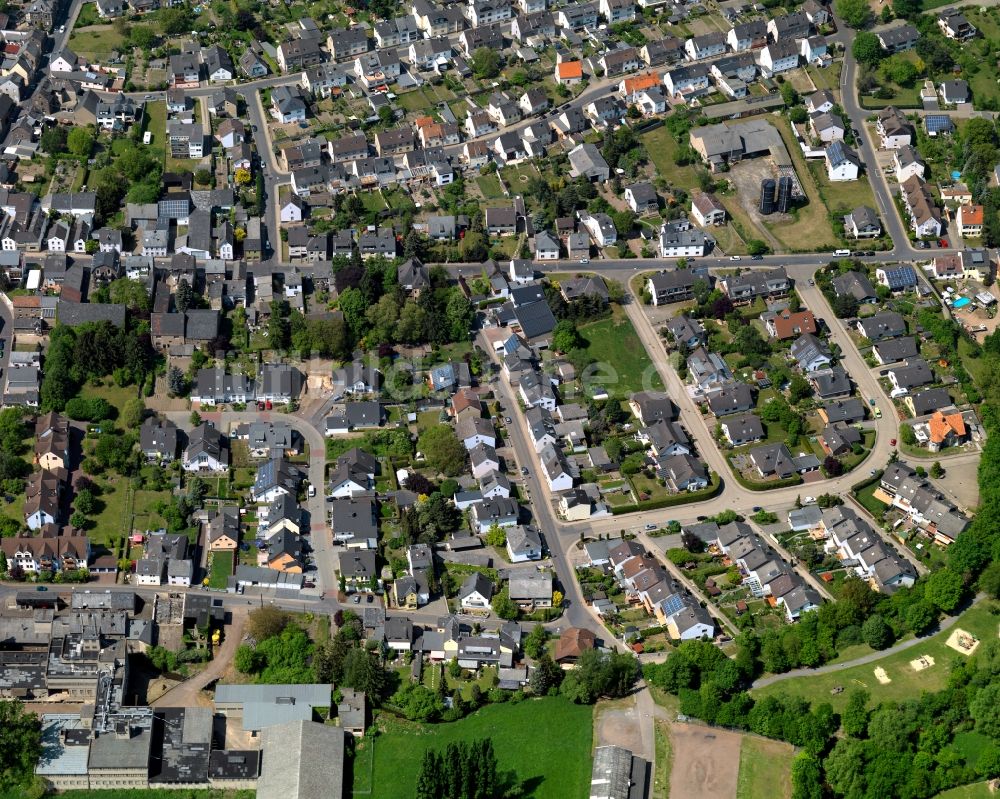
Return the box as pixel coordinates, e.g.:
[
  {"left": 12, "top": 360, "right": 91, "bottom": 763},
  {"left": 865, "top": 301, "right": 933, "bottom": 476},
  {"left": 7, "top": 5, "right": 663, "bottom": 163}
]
[{"left": 669, "top": 722, "right": 742, "bottom": 799}]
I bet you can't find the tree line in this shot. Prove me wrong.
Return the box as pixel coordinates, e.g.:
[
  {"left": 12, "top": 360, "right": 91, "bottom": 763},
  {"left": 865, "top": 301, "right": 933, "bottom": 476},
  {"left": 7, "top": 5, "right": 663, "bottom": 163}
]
[{"left": 415, "top": 739, "right": 504, "bottom": 799}]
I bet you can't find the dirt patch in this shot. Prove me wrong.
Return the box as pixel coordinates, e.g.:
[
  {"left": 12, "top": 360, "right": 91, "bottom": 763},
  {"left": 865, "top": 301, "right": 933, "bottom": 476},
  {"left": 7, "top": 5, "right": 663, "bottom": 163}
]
[
  {"left": 946, "top": 628, "right": 981, "bottom": 656},
  {"left": 146, "top": 677, "right": 182, "bottom": 703},
  {"left": 595, "top": 696, "right": 644, "bottom": 754},
  {"left": 725, "top": 159, "right": 789, "bottom": 250},
  {"left": 910, "top": 655, "right": 935, "bottom": 671},
  {"left": 669, "top": 722, "right": 742, "bottom": 799},
  {"left": 686, "top": 17, "right": 713, "bottom": 35},
  {"left": 874, "top": 667, "right": 891, "bottom": 684}
]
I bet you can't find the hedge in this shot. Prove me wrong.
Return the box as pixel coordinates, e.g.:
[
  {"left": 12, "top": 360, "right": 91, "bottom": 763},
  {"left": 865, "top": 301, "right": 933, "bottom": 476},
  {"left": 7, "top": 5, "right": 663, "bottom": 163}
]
[
  {"left": 726, "top": 465, "right": 803, "bottom": 492},
  {"left": 610, "top": 473, "right": 721, "bottom": 515},
  {"left": 850, "top": 468, "right": 884, "bottom": 494}
]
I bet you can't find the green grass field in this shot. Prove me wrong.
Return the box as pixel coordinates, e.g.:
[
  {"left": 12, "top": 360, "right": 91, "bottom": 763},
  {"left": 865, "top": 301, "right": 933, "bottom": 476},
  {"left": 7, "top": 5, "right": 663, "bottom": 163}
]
[
  {"left": 854, "top": 483, "right": 887, "bottom": 517},
  {"left": 753, "top": 601, "right": 1000, "bottom": 712},
  {"left": 68, "top": 24, "right": 126, "bottom": 57},
  {"left": 80, "top": 381, "right": 141, "bottom": 414},
  {"left": 653, "top": 719, "right": 673, "bottom": 799},
  {"left": 207, "top": 551, "right": 234, "bottom": 589},
  {"left": 934, "top": 782, "right": 996, "bottom": 799},
  {"left": 808, "top": 161, "right": 877, "bottom": 215},
  {"left": 359, "top": 697, "right": 592, "bottom": 798},
  {"left": 578, "top": 310, "right": 664, "bottom": 398},
  {"left": 476, "top": 174, "right": 506, "bottom": 200},
  {"left": 765, "top": 118, "right": 839, "bottom": 252},
  {"left": 736, "top": 736, "right": 794, "bottom": 799},
  {"left": 396, "top": 87, "right": 437, "bottom": 112},
  {"left": 642, "top": 126, "right": 702, "bottom": 191}
]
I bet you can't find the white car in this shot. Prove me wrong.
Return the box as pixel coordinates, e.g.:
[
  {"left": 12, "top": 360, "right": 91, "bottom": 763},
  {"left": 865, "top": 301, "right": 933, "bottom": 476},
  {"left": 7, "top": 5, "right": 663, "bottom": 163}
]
[
  {"left": 307, "top": 484, "right": 316, "bottom": 498},
  {"left": 802, "top": 496, "right": 816, "bottom": 505},
  {"left": 729, "top": 255, "right": 741, "bottom": 261}
]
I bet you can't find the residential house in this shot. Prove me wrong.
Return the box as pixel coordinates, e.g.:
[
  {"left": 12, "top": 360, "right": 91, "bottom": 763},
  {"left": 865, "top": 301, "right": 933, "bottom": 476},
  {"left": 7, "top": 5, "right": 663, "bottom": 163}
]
[
  {"left": 888, "top": 359, "right": 934, "bottom": 395},
  {"left": 844, "top": 206, "right": 881, "bottom": 239},
  {"left": 875, "top": 264, "right": 918, "bottom": 293},
  {"left": 877, "top": 22, "right": 920, "bottom": 53},
  {"left": 183, "top": 423, "right": 228, "bottom": 472},
  {"left": 957, "top": 205, "right": 984, "bottom": 237},
  {"left": 790, "top": 333, "right": 832, "bottom": 372},
  {"left": 876, "top": 107, "right": 912, "bottom": 149},
  {"left": 139, "top": 418, "right": 177, "bottom": 462},
  {"left": 763, "top": 308, "right": 817, "bottom": 340},
  {"left": 720, "top": 414, "right": 764, "bottom": 446},
  {"left": 938, "top": 11, "right": 977, "bottom": 41},
  {"left": 825, "top": 141, "right": 861, "bottom": 181},
  {"left": 646, "top": 270, "right": 698, "bottom": 305},
  {"left": 691, "top": 194, "right": 726, "bottom": 226}
]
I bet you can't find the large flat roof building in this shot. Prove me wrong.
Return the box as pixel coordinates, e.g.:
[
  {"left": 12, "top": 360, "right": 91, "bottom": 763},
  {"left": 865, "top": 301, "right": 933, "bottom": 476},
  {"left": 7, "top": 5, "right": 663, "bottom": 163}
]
[{"left": 256, "top": 719, "right": 345, "bottom": 799}]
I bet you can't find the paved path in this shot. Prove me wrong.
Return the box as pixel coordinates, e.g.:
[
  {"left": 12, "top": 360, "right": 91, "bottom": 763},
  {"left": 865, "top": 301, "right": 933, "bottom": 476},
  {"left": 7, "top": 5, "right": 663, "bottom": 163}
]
[
  {"left": 751, "top": 593, "right": 986, "bottom": 689},
  {"left": 152, "top": 606, "right": 247, "bottom": 708}
]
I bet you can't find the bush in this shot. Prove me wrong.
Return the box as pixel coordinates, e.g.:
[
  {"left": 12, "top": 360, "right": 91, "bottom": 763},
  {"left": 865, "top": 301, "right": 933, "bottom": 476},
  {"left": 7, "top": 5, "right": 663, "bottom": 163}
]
[{"left": 64, "top": 396, "right": 114, "bottom": 422}]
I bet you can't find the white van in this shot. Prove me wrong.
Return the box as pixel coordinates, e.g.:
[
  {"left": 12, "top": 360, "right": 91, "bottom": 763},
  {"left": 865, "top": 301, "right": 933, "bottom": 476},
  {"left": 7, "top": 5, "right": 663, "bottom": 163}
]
[{"left": 833, "top": 249, "right": 851, "bottom": 257}]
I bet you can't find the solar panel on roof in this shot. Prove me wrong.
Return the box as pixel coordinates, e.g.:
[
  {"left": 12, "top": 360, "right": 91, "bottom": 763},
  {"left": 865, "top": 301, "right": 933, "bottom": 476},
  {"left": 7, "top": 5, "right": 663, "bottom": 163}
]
[
  {"left": 925, "top": 115, "right": 953, "bottom": 133},
  {"left": 661, "top": 593, "right": 686, "bottom": 617}
]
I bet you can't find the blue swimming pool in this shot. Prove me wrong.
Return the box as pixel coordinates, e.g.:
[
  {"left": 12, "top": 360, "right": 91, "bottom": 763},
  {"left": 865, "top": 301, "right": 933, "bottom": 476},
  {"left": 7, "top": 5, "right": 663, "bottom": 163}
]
[{"left": 953, "top": 297, "right": 971, "bottom": 309}]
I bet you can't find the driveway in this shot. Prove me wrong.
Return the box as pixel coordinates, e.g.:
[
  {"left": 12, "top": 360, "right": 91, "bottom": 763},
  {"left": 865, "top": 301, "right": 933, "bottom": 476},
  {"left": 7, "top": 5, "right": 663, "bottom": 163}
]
[{"left": 152, "top": 606, "right": 247, "bottom": 708}]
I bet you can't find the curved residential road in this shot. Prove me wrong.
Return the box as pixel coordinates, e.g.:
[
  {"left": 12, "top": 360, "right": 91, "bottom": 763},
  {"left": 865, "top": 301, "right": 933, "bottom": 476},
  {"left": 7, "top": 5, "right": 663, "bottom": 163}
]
[
  {"left": 751, "top": 593, "right": 987, "bottom": 690},
  {"left": 164, "top": 410, "right": 334, "bottom": 595}
]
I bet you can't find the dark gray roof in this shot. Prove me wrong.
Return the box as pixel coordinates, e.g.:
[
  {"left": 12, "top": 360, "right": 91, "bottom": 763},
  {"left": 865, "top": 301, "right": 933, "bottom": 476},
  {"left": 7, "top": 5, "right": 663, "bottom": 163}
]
[
  {"left": 908, "top": 386, "right": 952, "bottom": 415},
  {"left": 56, "top": 301, "right": 126, "bottom": 327}
]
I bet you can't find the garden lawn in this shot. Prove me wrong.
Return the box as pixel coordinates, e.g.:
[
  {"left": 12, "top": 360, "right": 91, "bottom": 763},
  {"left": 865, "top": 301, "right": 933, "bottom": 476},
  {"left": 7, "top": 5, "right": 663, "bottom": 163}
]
[
  {"left": 361, "top": 697, "right": 592, "bottom": 797},
  {"left": 808, "top": 162, "right": 877, "bottom": 215},
  {"left": 753, "top": 601, "right": 1000, "bottom": 712},
  {"left": 144, "top": 100, "right": 167, "bottom": 151},
  {"left": 73, "top": 2, "right": 102, "bottom": 26},
  {"left": 87, "top": 475, "right": 131, "bottom": 547},
  {"left": 711, "top": 223, "right": 747, "bottom": 256},
  {"left": 806, "top": 63, "right": 842, "bottom": 92},
  {"left": 578, "top": 310, "right": 664, "bottom": 398},
  {"left": 642, "top": 126, "right": 701, "bottom": 191},
  {"left": 359, "top": 191, "right": 387, "bottom": 213},
  {"left": 736, "top": 736, "right": 794, "bottom": 799},
  {"left": 80, "top": 380, "right": 141, "bottom": 414},
  {"left": 68, "top": 25, "right": 126, "bottom": 57},
  {"left": 208, "top": 552, "right": 234, "bottom": 589},
  {"left": 396, "top": 87, "right": 436, "bottom": 112},
  {"left": 476, "top": 174, "right": 506, "bottom": 200},
  {"left": 854, "top": 482, "right": 887, "bottom": 517}
]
